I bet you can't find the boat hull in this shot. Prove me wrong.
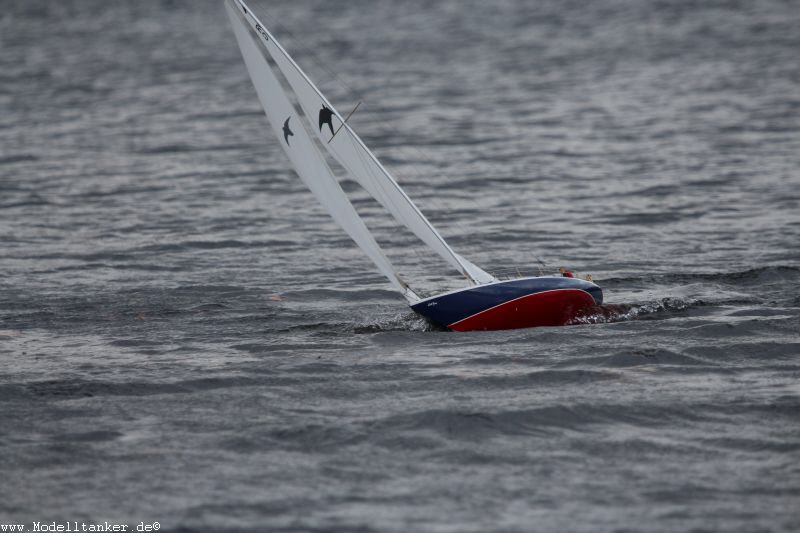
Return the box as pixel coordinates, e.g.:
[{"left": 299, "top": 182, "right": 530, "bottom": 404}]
[{"left": 410, "top": 277, "right": 603, "bottom": 331}]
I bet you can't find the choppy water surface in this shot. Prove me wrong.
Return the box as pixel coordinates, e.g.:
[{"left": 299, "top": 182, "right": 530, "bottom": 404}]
[{"left": 2, "top": 1, "right": 799, "bottom": 531}]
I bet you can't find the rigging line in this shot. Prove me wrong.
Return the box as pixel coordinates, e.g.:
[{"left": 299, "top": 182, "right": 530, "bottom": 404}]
[{"left": 328, "top": 101, "right": 362, "bottom": 144}]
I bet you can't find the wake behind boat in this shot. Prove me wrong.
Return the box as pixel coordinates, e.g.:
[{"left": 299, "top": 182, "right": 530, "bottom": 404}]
[{"left": 224, "top": 0, "right": 604, "bottom": 331}]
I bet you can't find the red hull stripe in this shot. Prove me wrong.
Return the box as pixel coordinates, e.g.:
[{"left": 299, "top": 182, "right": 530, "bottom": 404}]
[{"left": 448, "top": 289, "right": 597, "bottom": 332}]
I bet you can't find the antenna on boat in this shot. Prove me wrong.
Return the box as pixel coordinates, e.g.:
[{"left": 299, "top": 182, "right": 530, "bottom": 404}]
[{"left": 535, "top": 257, "right": 547, "bottom": 276}]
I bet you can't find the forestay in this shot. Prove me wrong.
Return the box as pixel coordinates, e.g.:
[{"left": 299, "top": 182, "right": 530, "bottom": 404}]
[
  {"left": 228, "top": 0, "right": 497, "bottom": 286},
  {"left": 225, "top": 0, "right": 419, "bottom": 302}
]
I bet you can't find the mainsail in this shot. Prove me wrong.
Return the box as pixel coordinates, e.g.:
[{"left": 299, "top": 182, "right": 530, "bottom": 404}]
[{"left": 225, "top": 0, "right": 497, "bottom": 298}]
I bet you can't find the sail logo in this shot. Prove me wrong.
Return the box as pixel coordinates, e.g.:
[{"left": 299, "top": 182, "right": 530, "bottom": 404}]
[
  {"left": 282, "top": 117, "right": 294, "bottom": 145},
  {"left": 254, "top": 23, "right": 269, "bottom": 41},
  {"left": 319, "top": 105, "right": 335, "bottom": 136}
]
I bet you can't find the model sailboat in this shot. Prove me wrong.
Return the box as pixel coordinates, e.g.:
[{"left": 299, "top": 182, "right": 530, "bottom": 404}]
[{"left": 224, "top": 0, "right": 603, "bottom": 331}]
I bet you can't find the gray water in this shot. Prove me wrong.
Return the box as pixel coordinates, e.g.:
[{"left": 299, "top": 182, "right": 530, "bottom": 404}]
[{"left": 2, "top": 1, "right": 799, "bottom": 531}]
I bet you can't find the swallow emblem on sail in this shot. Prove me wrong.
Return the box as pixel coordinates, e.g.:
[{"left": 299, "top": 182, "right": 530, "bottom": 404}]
[
  {"left": 282, "top": 116, "right": 294, "bottom": 145},
  {"left": 319, "top": 105, "right": 335, "bottom": 137}
]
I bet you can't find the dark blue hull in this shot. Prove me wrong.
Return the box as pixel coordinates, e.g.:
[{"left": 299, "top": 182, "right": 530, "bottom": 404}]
[{"left": 411, "top": 277, "right": 603, "bottom": 331}]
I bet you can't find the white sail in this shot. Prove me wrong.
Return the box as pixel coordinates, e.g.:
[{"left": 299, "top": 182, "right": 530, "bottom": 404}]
[
  {"left": 225, "top": 1, "right": 419, "bottom": 302},
  {"left": 230, "top": 0, "right": 497, "bottom": 286}
]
